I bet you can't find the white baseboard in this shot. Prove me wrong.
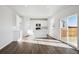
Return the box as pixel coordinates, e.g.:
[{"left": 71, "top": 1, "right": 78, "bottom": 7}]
[{"left": 0, "top": 41, "right": 13, "bottom": 50}]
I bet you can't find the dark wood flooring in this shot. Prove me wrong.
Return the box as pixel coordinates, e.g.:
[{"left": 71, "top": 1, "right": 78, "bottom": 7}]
[{"left": 0, "top": 41, "right": 79, "bottom": 54}]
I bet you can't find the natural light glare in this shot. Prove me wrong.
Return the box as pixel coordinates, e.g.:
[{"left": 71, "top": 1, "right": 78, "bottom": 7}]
[{"left": 27, "top": 30, "right": 34, "bottom": 35}]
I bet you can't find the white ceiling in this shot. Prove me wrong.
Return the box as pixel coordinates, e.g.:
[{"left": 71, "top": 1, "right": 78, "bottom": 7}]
[{"left": 8, "top": 5, "right": 73, "bottom": 18}]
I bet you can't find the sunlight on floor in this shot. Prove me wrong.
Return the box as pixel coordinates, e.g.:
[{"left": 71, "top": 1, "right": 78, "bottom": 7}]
[
  {"left": 18, "top": 39, "right": 72, "bottom": 48},
  {"left": 68, "top": 37, "right": 77, "bottom": 47},
  {"left": 61, "top": 37, "right": 77, "bottom": 47}
]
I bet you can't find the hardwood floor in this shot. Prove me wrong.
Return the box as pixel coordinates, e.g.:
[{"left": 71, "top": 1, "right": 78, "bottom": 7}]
[{"left": 0, "top": 41, "right": 78, "bottom": 54}]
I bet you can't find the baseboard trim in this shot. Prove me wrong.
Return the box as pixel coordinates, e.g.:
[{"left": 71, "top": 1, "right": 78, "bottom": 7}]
[{"left": 0, "top": 41, "right": 13, "bottom": 50}]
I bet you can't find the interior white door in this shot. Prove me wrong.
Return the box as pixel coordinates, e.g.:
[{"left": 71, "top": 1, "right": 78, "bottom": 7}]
[{"left": 30, "top": 19, "right": 48, "bottom": 38}]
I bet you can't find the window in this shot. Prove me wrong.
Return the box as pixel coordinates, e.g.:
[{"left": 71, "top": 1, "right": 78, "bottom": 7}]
[{"left": 60, "top": 14, "right": 78, "bottom": 47}]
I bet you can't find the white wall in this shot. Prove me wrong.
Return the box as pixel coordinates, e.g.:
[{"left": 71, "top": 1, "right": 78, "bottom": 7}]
[
  {"left": 22, "top": 17, "right": 30, "bottom": 36},
  {"left": 0, "top": 6, "right": 14, "bottom": 49},
  {"left": 0, "top": 6, "right": 20, "bottom": 49},
  {"left": 48, "top": 17, "right": 60, "bottom": 39},
  {"left": 13, "top": 15, "right": 23, "bottom": 41}
]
